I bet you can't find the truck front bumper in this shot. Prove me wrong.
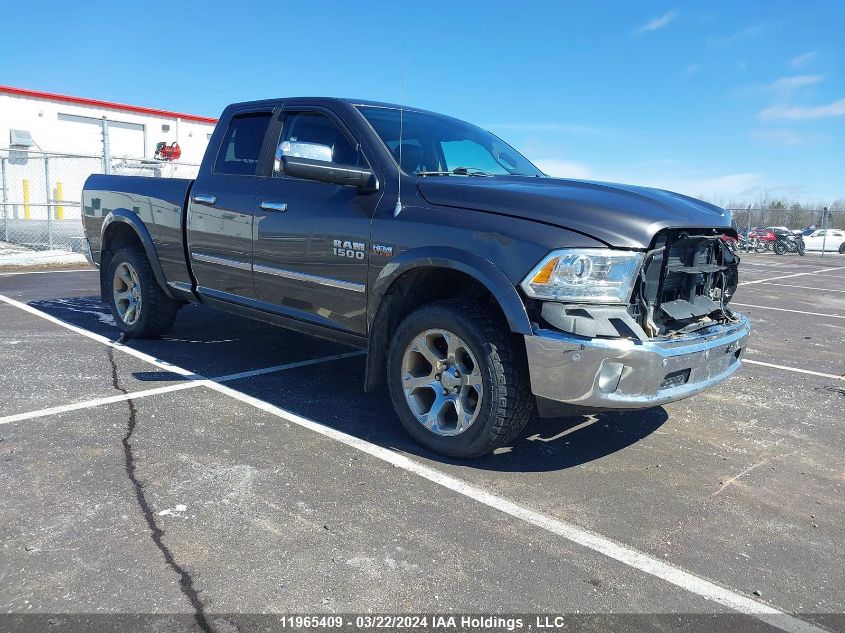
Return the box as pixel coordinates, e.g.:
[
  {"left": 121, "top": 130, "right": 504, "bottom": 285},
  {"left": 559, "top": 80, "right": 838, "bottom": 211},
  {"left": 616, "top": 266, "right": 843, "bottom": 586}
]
[{"left": 525, "top": 313, "right": 750, "bottom": 413}]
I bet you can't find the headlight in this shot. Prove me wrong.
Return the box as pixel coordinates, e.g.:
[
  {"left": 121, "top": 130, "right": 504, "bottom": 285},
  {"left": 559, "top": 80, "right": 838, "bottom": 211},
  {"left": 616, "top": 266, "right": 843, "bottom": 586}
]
[{"left": 520, "top": 248, "right": 644, "bottom": 303}]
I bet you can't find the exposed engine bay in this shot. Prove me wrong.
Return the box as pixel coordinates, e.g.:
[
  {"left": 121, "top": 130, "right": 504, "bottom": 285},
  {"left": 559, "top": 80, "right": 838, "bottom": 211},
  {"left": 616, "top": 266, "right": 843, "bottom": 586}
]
[
  {"left": 535, "top": 228, "right": 741, "bottom": 341},
  {"left": 635, "top": 228, "right": 740, "bottom": 337}
]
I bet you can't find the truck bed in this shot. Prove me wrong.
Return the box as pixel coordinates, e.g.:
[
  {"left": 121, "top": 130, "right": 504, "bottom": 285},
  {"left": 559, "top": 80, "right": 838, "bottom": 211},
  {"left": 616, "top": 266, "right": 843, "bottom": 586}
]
[{"left": 82, "top": 174, "right": 194, "bottom": 292}]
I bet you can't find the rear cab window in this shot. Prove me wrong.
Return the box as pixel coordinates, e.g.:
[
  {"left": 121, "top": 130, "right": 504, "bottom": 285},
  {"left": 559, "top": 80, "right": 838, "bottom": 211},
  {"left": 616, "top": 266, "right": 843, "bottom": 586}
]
[{"left": 214, "top": 112, "right": 273, "bottom": 176}]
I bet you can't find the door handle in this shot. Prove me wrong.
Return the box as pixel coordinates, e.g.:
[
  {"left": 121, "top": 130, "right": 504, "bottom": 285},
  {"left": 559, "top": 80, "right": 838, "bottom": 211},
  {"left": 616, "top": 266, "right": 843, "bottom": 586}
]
[
  {"left": 260, "top": 201, "right": 288, "bottom": 213},
  {"left": 192, "top": 194, "right": 217, "bottom": 206}
]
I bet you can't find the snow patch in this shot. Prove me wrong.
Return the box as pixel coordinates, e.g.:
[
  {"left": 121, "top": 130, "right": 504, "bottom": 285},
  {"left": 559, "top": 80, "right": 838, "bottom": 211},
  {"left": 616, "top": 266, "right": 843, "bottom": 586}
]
[{"left": 0, "top": 243, "right": 86, "bottom": 268}]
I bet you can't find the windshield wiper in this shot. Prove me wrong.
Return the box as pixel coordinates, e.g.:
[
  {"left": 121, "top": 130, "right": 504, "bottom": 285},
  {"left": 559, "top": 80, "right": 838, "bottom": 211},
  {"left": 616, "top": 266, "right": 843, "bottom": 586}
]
[{"left": 417, "top": 166, "right": 493, "bottom": 177}]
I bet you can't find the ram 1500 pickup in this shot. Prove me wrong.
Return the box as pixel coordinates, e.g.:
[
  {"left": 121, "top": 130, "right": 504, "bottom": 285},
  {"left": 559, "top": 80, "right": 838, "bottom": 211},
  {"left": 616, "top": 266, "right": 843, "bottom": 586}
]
[{"left": 82, "top": 97, "right": 750, "bottom": 458}]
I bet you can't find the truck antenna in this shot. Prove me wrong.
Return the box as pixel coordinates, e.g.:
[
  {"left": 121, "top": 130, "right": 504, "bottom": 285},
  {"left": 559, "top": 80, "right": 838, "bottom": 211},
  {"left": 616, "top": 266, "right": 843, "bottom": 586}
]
[{"left": 393, "top": 42, "right": 406, "bottom": 217}]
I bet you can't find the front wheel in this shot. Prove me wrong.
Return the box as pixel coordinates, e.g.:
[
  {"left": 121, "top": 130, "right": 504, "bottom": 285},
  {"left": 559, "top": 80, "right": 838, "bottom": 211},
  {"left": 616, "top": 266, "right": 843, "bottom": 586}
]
[
  {"left": 107, "top": 246, "right": 180, "bottom": 338},
  {"left": 773, "top": 241, "right": 787, "bottom": 255},
  {"left": 386, "top": 300, "right": 533, "bottom": 458},
  {"left": 839, "top": 243, "right": 845, "bottom": 255}
]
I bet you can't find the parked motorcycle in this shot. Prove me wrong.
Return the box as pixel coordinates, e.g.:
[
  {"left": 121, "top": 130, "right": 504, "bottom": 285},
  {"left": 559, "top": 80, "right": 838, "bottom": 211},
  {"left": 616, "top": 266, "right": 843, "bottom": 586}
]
[{"left": 772, "top": 229, "right": 805, "bottom": 256}]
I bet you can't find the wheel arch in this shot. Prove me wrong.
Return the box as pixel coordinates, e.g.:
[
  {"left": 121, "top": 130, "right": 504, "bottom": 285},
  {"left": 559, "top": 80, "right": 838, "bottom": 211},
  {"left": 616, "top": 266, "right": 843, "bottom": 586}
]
[
  {"left": 364, "top": 247, "right": 532, "bottom": 392},
  {"left": 99, "top": 210, "right": 174, "bottom": 302}
]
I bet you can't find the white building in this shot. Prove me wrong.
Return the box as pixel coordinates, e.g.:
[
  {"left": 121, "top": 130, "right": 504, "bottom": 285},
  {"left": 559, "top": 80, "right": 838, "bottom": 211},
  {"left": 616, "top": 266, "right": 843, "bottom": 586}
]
[
  {"left": 0, "top": 86, "right": 218, "bottom": 249},
  {"left": 0, "top": 85, "right": 217, "bottom": 163}
]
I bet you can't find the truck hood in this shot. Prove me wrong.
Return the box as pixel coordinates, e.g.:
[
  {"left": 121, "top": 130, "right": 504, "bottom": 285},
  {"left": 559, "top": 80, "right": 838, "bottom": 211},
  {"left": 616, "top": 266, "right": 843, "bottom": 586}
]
[{"left": 416, "top": 176, "right": 731, "bottom": 249}]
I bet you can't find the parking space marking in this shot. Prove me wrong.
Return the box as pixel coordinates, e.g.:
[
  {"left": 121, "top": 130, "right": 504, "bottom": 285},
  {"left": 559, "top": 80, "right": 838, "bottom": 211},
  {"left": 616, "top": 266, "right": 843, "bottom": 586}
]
[
  {"left": 744, "top": 359, "right": 844, "bottom": 381},
  {"left": 0, "top": 268, "right": 97, "bottom": 276},
  {"left": 756, "top": 282, "right": 845, "bottom": 293},
  {"left": 739, "top": 266, "right": 844, "bottom": 286},
  {"left": 0, "top": 293, "right": 203, "bottom": 379},
  {"left": 732, "top": 302, "right": 845, "bottom": 320},
  {"left": 0, "top": 292, "right": 826, "bottom": 633},
  {"left": 206, "top": 381, "right": 824, "bottom": 633},
  {"left": 0, "top": 382, "right": 207, "bottom": 426},
  {"left": 210, "top": 351, "right": 365, "bottom": 382},
  {"left": 804, "top": 272, "right": 845, "bottom": 279}
]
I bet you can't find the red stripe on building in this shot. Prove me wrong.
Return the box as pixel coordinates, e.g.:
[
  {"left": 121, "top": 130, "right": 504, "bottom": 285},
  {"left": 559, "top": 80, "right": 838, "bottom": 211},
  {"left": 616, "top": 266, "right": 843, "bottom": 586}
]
[{"left": 0, "top": 85, "right": 218, "bottom": 124}]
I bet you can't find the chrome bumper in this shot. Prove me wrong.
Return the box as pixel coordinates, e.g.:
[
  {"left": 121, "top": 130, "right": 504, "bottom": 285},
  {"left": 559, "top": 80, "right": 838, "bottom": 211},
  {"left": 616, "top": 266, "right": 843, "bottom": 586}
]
[{"left": 525, "top": 314, "right": 751, "bottom": 410}]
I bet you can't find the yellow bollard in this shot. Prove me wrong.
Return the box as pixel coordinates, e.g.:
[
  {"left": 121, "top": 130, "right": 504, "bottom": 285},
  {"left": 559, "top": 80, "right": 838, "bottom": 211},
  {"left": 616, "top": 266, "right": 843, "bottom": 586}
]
[
  {"left": 23, "top": 179, "right": 30, "bottom": 220},
  {"left": 56, "top": 181, "right": 64, "bottom": 220}
]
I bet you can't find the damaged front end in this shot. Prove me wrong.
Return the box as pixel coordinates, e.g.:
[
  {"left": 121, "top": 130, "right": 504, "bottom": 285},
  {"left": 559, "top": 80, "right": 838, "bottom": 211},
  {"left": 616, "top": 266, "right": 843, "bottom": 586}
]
[
  {"left": 524, "top": 227, "right": 750, "bottom": 415},
  {"left": 635, "top": 229, "right": 741, "bottom": 338}
]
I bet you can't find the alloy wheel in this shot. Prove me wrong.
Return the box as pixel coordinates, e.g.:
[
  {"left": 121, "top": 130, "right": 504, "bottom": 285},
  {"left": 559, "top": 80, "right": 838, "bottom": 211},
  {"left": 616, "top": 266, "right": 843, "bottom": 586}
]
[
  {"left": 400, "top": 329, "right": 484, "bottom": 436},
  {"left": 113, "top": 261, "right": 142, "bottom": 326}
]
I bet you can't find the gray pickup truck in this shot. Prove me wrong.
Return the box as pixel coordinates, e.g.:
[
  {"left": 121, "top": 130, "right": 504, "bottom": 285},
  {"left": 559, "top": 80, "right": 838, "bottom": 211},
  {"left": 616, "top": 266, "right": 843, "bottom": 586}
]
[{"left": 82, "top": 97, "right": 750, "bottom": 458}]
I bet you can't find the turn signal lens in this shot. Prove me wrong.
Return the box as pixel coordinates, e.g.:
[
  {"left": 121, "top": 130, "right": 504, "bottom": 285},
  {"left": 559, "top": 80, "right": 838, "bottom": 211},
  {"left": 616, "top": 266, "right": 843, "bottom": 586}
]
[{"left": 530, "top": 257, "right": 559, "bottom": 284}]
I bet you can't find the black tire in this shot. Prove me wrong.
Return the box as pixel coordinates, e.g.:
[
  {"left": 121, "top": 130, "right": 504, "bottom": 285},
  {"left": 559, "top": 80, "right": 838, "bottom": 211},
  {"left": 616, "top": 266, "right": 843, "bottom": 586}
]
[
  {"left": 839, "top": 243, "right": 845, "bottom": 255},
  {"left": 797, "top": 240, "right": 806, "bottom": 256},
  {"left": 773, "top": 241, "right": 787, "bottom": 255},
  {"left": 386, "top": 299, "right": 533, "bottom": 458},
  {"left": 106, "top": 246, "right": 179, "bottom": 338}
]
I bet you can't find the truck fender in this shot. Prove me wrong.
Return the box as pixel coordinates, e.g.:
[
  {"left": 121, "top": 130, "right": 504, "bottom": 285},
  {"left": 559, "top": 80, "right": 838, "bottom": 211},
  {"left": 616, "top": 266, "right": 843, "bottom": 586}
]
[
  {"left": 100, "top": 210, "right": 175, "bottom": 300},
  {"left": 363, "top": 247, "right": 533, "bottom": 392}
]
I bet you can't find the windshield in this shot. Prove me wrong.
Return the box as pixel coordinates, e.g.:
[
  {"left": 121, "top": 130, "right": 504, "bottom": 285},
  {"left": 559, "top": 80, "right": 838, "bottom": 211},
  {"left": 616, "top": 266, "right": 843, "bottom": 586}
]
[{"left": 357, "top": 106, "right": 544, "bottom": 177}]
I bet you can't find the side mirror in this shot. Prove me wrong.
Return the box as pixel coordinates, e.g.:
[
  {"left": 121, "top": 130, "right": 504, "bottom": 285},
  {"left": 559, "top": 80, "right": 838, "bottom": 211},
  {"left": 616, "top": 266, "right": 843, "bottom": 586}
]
[{"left": 281, "top": 156, "right": 378, "bottom": 191}]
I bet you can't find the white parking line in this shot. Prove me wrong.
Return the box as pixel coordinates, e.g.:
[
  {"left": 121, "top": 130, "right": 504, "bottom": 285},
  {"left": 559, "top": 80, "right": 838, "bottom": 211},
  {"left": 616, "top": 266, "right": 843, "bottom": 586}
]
[
  {"left": 204, "top": 382, "right": 821, "bottom": 633},
  {"left": 755, "top": 282, "right": 845, "bottom": 294},
  {"left": 744, "top": 359, "right": 844, "bottom": 381},
  {"left": 0, "top": 291, "right": 825, "bottom": 633},
  {"left": 0, "top": 268, "right": 97, "bottom": 276},
  {"left": 211, "top": 351, "right": 365, "bottom": 382},
  {"left": 0, "top": 382, "right": 207, "bottom": 426},
  {"left": 732, "top": 303, "right": 845, "bottom": 320},
  {"left": 739, "top": 266, "right": 844, "bottom": 286},
  {"left": 0, "top": 351, "right": 364, "bottom": 425}
]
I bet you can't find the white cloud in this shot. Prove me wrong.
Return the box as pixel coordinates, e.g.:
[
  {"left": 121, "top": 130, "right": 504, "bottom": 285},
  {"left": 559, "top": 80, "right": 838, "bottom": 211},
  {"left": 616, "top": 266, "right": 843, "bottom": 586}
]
[
  {"left": 666, "top": 173, "right": 765, "bottom": 198},
  {"left": 769, "top": 74, "right": 824, "bottom": 90},
  {"left": 536, "top": 160, "right": 767, "bottom": 199},
  {"left": 750, "top": 129, "right": 823, "bottom": 146},
  {"left": 790, "top": 51, "right": 817, "bottom": 69},
  {"left": 635, "top": 11, "right": 677, "bottom": 35},
  {"left": 535, "top": 159, "right": 594, "bottom": 180},
  {"left": 682, "top": 63, "right": 702, "bottom": 77},
  {"left": 760, "top": 97, "right": 845, "bottom": 120},
  {"left": 708, "top": 23, "right": 765, "bottom": 48}
]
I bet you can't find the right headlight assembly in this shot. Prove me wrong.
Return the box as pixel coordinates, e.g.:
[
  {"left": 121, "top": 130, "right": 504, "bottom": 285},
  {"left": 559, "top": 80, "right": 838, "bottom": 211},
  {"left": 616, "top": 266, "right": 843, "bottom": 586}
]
[{"left": 520, "top": 248, "right": 645, "bottom": 304}]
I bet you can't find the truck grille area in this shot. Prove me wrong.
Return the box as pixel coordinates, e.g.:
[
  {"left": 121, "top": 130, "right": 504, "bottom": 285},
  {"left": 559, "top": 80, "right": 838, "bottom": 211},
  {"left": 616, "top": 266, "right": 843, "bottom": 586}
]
[{"left": 637, "top": 229, "right": 739, "bottom": 337}]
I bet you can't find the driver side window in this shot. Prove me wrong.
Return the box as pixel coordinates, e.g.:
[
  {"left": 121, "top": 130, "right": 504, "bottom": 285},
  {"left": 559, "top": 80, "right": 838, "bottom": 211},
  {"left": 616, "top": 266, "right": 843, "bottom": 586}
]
[{"left": 274, "top": 111, "right": 366, "bottom": 175}]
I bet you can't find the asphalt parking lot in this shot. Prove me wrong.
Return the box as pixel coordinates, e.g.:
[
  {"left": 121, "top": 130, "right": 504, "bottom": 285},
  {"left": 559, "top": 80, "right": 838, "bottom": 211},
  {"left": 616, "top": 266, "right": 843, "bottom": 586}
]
[{"left": 1, "top": 253, "right": 843, "bottom": 633}]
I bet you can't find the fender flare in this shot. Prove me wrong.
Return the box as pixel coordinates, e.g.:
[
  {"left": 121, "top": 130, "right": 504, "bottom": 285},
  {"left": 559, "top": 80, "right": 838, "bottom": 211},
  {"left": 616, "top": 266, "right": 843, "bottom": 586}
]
[
  {"left": 368, "top": 246, "right": 533, "bottom": 336},
  {"left": 362, "top": 247, "right": 533, "bottom": 392},
  {"left": 100, "top": 210, "right": 175, "bottom": 299}
]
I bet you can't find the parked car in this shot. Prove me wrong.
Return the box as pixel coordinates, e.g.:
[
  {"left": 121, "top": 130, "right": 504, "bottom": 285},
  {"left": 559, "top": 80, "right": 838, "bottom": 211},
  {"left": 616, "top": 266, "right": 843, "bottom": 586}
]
[
  {"left": 748, "top": 227, "right": 776, "bottom": 242},
  {"left": 81, "top": 97, "right": 750, "bottom": 458},
  {"left": 803, "top": 229, "right": 845, "bottom": 253}
]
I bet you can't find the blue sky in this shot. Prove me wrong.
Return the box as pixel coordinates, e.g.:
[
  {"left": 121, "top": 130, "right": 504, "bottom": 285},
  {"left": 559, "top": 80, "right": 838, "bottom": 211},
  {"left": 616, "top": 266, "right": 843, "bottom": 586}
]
[{"left": 1, "top": 0, "right": 842, "bottom": 203}]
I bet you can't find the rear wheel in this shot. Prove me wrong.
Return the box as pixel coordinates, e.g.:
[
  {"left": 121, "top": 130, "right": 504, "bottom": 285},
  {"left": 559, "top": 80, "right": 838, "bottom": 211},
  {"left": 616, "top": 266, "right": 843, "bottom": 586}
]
[
  {"left": 839, "top": 243, "right": 845, "bottom": 255},
  {"left": 107, "top": 246, "right": 179, "bottom": 338},
  {"left": 387, "top": 300, "right": 532, "bottom": 458},
  {"left": 773, "top": 241, "right": 787, "bottom": 255}
]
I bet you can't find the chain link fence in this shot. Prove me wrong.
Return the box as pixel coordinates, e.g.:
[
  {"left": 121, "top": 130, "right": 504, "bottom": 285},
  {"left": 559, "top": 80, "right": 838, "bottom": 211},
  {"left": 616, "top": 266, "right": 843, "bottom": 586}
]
[
  {"left": 728, "top": 206, "right": 845, "bottom": 233},
  {"left": 0, "top": 148, "right": 200, "bottom": 254}
]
